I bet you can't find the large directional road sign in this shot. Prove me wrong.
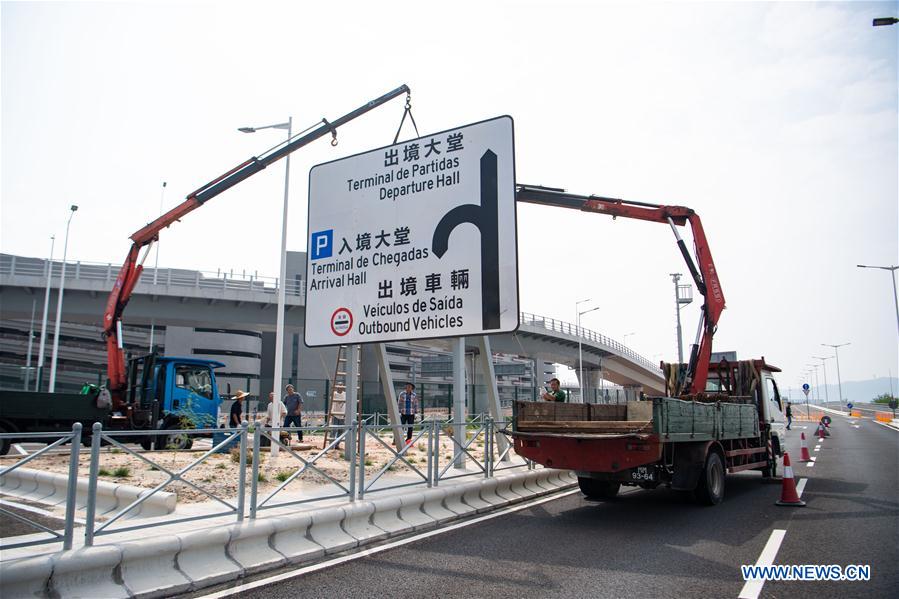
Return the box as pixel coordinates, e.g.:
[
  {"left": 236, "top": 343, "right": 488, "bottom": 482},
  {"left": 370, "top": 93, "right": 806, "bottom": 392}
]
[{"left": 305, "top": 116, "right": 518, "bottom": 347}]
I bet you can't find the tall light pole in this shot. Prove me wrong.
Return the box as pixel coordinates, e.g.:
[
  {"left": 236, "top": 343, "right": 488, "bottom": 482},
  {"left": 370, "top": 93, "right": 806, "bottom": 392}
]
[
  {"left": 48, "top": 205, "right": 78, "bottom": 392},
  {"left": 812, "top": 355, "right": 832, "bottom": 405},
  {"left": 822, "top": 342, "right": 850, "bottom": 411},
  {"left": 857, "top": 264, "right": 899, "bottom": 340},
  {"left": 35, "top": 235, "right": 55, "bottom": 391},
  {"left": 670, "top": 273, "right": 692, "bottom": 364},
  {"left": 240, "top": 118, "right": 291, "bottom": 456},
  {"left": 575, "top": 298, "right": 596, "bottom": 403},
  {"left": 623, "top": 332, "right": 635, "bottom": 347},
  {"left": 809, "top": 364, "right": 820, "bottom": 404}
]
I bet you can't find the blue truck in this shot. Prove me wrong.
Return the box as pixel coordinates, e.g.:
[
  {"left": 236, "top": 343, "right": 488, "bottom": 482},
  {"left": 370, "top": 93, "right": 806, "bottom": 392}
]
[{"left": 0, "top": 353, "right": 224, "bottom": 454}]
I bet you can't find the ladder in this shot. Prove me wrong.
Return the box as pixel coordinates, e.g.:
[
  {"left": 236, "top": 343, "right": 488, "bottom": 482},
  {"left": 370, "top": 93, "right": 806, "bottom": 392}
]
[{"left": 322, "top": 345, "right": 360, "bottom": 448}]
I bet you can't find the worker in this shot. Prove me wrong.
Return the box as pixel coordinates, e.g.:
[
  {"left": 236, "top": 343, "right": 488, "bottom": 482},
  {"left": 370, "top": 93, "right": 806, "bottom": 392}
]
[
  {"left": 398, "top": 382, "right": 419, "bottom": 443},
  {"left": 542, "top": 378, "right": 566, "bottom": 402},
  {"left": 230, "top": 390, "right": 249, "bottom": 427},
  {"left": 785, "top": 402, "right": 792, "bottom": 430}
]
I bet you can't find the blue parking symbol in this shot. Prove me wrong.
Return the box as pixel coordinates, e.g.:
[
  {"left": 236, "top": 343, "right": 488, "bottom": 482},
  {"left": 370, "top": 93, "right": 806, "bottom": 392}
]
[{"left": 310, "top": 230, "right": 333, "bottom": 260}]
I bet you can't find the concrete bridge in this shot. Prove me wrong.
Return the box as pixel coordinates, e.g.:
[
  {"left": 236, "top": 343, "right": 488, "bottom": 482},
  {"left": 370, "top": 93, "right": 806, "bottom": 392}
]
[{"left": 0, "top": 254, "right": 664, "bottom": 394}]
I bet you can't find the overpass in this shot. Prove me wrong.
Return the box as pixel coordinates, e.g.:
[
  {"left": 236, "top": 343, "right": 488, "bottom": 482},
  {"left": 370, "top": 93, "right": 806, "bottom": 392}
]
[{"left": 0, "top": 254, "right": 664, "bottom": 394}]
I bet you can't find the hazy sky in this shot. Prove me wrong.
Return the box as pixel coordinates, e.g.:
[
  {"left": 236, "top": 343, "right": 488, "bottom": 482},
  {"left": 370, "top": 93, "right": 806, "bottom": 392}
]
[{"left": 2, "top": 1, "right": 897, "bottom": 391}]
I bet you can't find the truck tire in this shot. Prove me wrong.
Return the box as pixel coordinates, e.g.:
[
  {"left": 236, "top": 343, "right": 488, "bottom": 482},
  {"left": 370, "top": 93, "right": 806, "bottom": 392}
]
[
  {"left": 695, "top": 451, "right": 725, "bottom": 505},
  {"left": 578, "top": 477, "right": 620, "bottom": 500},
  {"left": 160, "top": 429, "right": 193, "bottom": 450},
  {"left": 0, "top": 421, "right": 13, "bottom": 456}
]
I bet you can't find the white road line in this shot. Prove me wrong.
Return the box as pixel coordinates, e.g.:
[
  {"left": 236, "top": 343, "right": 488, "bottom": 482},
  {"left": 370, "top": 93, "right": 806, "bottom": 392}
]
[
  {"left": 872, "top": 420, "right": 899, "bottom": 432},
  {"left": 194, "top": 488, "right": 583, "bottom": 599},
  {"left": 806, "top": 456, "right": 816, "bottom": 468},
  {"left": 814, "top": 446, "right": 820, "bottom": 452},
  {"left": 795, "top": 478, "right": 807, "bottom": 498},
  {"left": 738, "top": 529, "right": 787, "bottom": 599}
]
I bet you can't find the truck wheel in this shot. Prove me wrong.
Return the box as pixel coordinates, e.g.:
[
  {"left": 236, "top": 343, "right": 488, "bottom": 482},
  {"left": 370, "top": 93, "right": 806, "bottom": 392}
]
[
  {"left": 0, "top": 422, "right": 12, "bottom": 456},
  {"left": 695, "top": 452, "right": 725, "bottom": 506},
  {"left": 161, "top": 431, "right": 193, "bottom": 450},
  {"left": 578, "top": 477, "right": 620, "bottom": 500}
]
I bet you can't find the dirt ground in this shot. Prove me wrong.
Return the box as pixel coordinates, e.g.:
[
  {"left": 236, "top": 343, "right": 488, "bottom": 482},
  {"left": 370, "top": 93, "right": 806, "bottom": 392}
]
[{"left": 15, "top": 428, "right": 494, "bottom": 504}]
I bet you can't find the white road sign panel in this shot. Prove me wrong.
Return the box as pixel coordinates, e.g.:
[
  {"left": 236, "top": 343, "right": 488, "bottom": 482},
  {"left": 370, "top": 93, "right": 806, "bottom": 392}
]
[{"left": 304, "top": 116, "right": 518, "bottom": 347}]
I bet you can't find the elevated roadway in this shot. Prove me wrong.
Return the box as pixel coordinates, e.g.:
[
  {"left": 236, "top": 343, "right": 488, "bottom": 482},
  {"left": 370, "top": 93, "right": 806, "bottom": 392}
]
[{"left": 1, "top": 254, "right": 664, "bottom": 393}]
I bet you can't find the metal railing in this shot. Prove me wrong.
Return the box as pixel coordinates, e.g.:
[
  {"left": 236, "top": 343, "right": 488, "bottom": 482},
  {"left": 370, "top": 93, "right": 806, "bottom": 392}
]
[
  {"left": 0, "top": 254, "right": 305, "bottom": 300},
  {"left": 0, "top": 424, "right": 82, "bottom": 550},
  {"left": 0, "top": 415, "right": 533, "bottom": 552},
  {"left": 519, "top": 311, "right": 660, "bottom": 372}
]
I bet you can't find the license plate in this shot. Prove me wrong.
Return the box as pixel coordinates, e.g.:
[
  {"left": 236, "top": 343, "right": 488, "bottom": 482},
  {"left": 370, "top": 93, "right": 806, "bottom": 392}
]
[{"left": 631, "top": 466, "right": 655, "bottom": 482}]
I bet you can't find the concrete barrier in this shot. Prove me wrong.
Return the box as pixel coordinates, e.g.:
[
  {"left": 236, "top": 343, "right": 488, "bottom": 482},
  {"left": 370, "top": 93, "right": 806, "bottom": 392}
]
[
  {"left": 175, "top": 526, "right": 241, "bottom": 588},
  {"left": 340, "top": 501, "right": 388, "bottom": 544},
  {"left": 0, "top": 468, "right": 576, "bottom": 598},
  {"left": 398, "top": 493, "right": 437, "bottom": 531},
  {"left": 120, "top": 536, "right": 191, "bottom": 598},
  {"left": 227, "top": 519, "right": 286, "bottom": 575},
  {"left": 307, "top": 506, "right": 356, "bottom": 553},
  {"left": 270, "top": 512, "right": 324, "bottom": 564},
  {"left": 50, "top": 545, "right": 126, "bottom": 599},
  {"left": 0, "top": 467, "right": 176, "bottom": 519}
]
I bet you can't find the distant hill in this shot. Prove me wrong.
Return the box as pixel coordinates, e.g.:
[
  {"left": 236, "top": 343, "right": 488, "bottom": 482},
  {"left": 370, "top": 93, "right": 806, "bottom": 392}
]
[{"left": 785, "top": 377, "right": 898, "bottom": 405}]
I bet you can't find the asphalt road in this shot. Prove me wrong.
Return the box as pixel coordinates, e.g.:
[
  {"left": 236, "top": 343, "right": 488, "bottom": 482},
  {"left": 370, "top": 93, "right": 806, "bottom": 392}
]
[{"left": 192, "top": 412, "right": 898, "bottom": 599}]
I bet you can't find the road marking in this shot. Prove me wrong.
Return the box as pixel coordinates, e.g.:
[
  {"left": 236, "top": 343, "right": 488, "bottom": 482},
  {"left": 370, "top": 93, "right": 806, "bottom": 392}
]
[
  {"left": 806, "top": 456, "right": 815, "bottom": 468},
  {"left": 814, "top": 446, "right": 820, "bottom": 452},
  {"left": 194, "top": 488, "right": 582, "bottom": 598},
  {"left": 738, "top": 529, "right": 787, "bottom": 599},
  {"left": 795, "top": 478, "right": 807, "bottom": 498},
  {"left": 872, "top": 420, "right": 899, "bottom": 432}
]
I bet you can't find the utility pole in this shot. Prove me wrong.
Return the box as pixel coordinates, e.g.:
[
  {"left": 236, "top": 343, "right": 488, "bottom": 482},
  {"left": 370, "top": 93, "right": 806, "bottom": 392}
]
[{"left": 822, "top": 342, "right": 850, "bottom": 411}]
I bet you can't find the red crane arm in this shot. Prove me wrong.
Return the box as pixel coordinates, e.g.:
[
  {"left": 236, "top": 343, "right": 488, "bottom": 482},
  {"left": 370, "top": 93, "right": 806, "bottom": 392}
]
[
  {"left": 515, "top": 184, "right": 726, "bottom": 395},
  {"left": 103, "top": 85, "right": 410, "bottom": 406}
]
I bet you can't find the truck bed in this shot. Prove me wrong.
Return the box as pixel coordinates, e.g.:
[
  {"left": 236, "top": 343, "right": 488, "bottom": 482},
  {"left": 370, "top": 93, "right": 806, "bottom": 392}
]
[{"left": 513, "top": 396, "right": 758, "bottom": 442}]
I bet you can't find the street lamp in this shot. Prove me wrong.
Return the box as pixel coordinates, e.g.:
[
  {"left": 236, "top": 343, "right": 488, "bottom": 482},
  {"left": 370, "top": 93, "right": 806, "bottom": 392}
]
[
  {"left": 623, "top": 332, "right": 636, "bottom": 346},
  {"left": 576, "top": 299, "right": 598, "bottom": 403},
  {"left": 873, "top": 17, "right": 898, "bottom": 26},
  {"left": 48, "top": 205, "right": 78, "bottom": 393},
  {"left": 35, "top": 235, "right": 55, "bottom": 390},
  {"left": 812, "top": 355, "right": 832, "bottom": 405},
  {"left": 857, "top": 264, "right": 899, "bottom": 339},
  {"left": 822, "top": 342, "right": 850, "bottom": 411},
  {"left": 240, "top": 118, "right": 291, "bottom": 456},
  {"left": 670, "top": 273, "right": 693, "bottom": 364}
]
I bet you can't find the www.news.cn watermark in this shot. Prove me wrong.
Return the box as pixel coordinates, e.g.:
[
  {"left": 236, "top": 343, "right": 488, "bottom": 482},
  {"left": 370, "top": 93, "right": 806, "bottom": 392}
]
[{"left": 742, "top": 564, "right": 871, "bottom": 582}]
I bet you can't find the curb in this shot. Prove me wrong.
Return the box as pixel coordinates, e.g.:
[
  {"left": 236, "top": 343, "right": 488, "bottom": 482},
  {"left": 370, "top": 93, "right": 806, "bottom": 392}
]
[
  {"left": 0, "top": 468, "right": 576, "bottom": 598},
  {"left": 0, "top": 467, "right": 176, "bottom": 519}
]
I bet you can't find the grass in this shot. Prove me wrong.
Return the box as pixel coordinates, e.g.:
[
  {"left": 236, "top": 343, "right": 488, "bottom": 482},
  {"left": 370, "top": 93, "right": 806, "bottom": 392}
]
[
  {"left": 231, "top": 450, "right": 264, "bottom": 466},
  {"left": 257, "top": 472, "right": 267, "bottom": 483},
  {"left": 112, "top": 466, "right": 131, "bottom": 478},
  {"left": 110, "top": 448, "right": 122, "bottom": 455},
  {"left": 98, "top": 468, "right": 112, "bottom": 476},
  {"left": 216, "top": 463, "right": 227, "bottom": 470},
  {"left": 275, "top": 471, "right": 291, "bottom": 482},
  {"left": 148, "top": 464, "right": 159, "bottom": 471},
  {"left": 364, "top": 458, "right": 373, "bottom": 466}
]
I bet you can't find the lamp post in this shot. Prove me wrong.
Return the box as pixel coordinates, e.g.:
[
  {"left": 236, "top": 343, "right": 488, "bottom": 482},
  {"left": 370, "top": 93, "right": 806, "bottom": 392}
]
[
  {"left": 812, "top": 355, "right": 832, "bottom": 405},
  {"left": 822, "top": 342, "right": 850, "bottom": 411},
  {"left": 670, "top": 273, "right": 693, "bottom": 364},
  {"left": 48, "top": 205, "right": 78, "bottom": 393},
  {"left": 239, "top": 118, "right": 292, "bottom": 456},
  {"left": 623, "top": 332, "right": 635, "bottom": 347},
  {"left": 35, "top": 235, "right": 55, "bottom": 391},
  {"left": 857, "top": 264, "right": 899, "bottom": 339},
  {"left": 575, "top": 299, "right": 597, "bottom": 403}
]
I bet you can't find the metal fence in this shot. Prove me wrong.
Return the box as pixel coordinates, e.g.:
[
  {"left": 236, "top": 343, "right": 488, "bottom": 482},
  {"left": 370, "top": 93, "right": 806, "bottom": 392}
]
[{"left": 0, "top": 415, "right": 532, "bottom": 552}]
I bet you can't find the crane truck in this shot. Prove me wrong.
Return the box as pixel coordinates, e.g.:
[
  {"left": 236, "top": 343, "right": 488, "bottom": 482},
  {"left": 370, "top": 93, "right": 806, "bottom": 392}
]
[
  {"left": 511, "top": 185, "right": 787, "bottom": 505},
  {"left": 0, "top": 85, "right": 411, "bottom": 455}
]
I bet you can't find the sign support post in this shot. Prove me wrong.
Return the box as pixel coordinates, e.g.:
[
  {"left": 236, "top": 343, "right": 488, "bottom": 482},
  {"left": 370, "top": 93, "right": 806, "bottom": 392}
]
[{"left": 453, "top": 337, "right": 466, "bottom": 468}]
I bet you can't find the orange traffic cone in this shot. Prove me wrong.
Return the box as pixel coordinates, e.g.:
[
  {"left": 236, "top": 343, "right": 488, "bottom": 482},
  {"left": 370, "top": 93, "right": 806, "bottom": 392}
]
[
  {"left": 817, "top": 423, "right": 826, "bottom": 440},
  {"left": 775, "top": 452, "right": 806, "bottom": 507},
  {"left": 799, "top": 433, "right": 812, "bottom": 462}
]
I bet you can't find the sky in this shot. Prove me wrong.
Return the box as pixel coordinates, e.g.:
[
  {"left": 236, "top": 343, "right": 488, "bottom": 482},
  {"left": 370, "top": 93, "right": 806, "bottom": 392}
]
[{"left": 2, "top": 0, "right": 897, "bottom": 394}]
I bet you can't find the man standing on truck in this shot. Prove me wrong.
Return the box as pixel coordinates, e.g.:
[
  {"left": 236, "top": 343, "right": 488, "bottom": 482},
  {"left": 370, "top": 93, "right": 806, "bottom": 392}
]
[
  {"left": 284, "top": 384, "right": 304, "bottom": 442},
  {"left": 542, "top": 378, "right": 566, "bottom": 402}
]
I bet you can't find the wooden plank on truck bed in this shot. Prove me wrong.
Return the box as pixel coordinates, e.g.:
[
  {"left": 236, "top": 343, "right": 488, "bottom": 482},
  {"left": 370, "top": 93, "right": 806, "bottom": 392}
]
[
  {"left": 627, "top": 400, "right": 653, "bottom": 421},
  {"left": 589, "top": 404, "right": 627, "bottom": 421},
  {"left": 517, "top": 420, "right": 652, "bottom": 433}
]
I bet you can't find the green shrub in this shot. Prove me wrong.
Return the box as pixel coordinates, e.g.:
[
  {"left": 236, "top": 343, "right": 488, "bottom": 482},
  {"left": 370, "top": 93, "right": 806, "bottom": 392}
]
[
  {"left": 257, "top": 472, "right": 267, "bottom": 482},
  {"left": 98, "top": 468, "right": 111, "bottom": 476},
  {"left": 275, "top": 471, "right": 291, "bottom": 482},
  {"left": 112, "top": 466, "right": 130, "bottom": 478}
]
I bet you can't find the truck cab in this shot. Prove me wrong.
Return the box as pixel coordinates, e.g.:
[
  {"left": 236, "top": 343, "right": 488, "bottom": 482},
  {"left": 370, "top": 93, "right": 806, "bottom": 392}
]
[
  {"left": 705, "top": 357, "right": 786, "bottom": 456},
  {"left": 125, "top": 353, "right": 224, "bottom": 436}
]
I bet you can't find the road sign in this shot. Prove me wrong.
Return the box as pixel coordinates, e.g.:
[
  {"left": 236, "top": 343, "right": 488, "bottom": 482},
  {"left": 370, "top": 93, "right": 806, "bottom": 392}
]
[
  {"left": 801, "top": 383, "right": 810, "bottom": 397},
  {"left": 847, "top": 402, "right": 853, "bottom": 410},
  {"left": 305, "top": 116, "right": 518, "bottom": 346}
]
